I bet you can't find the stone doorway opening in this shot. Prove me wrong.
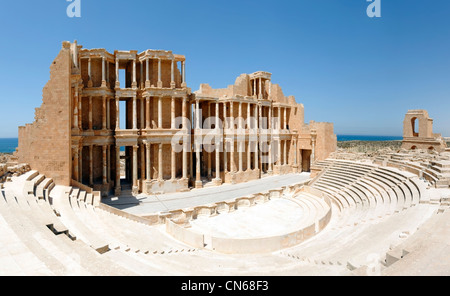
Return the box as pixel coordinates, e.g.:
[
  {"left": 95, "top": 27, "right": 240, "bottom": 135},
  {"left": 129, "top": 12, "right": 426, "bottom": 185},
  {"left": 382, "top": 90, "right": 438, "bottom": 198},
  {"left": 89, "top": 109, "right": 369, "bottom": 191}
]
[{"left": 301, "top": 149, "right": 312, "bottom": 172}]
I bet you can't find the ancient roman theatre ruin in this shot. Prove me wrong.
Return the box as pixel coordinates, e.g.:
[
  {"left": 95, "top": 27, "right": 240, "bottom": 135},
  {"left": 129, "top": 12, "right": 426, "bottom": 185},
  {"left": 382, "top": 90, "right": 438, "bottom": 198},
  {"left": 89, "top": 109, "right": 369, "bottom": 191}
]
[{"left": 0, "top": 41, "right": 449, "bottom": 276}]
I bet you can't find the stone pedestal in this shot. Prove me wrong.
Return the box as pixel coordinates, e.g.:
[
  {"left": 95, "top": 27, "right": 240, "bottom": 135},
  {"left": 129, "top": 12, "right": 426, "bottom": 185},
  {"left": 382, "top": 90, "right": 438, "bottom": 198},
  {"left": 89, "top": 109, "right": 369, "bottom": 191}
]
[
  {"left": 212, "top": 178, "right": 222, "bottom": 186},
  {"left": 114, "top": 187, "right": 121, "bottom": 196}
]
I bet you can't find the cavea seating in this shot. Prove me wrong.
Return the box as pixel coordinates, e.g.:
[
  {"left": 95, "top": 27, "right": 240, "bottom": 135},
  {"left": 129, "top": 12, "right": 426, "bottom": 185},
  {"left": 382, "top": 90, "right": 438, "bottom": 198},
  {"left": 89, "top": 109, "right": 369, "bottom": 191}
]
[{"left": 0, "top": 157, "right": 448, "bottom": 275}]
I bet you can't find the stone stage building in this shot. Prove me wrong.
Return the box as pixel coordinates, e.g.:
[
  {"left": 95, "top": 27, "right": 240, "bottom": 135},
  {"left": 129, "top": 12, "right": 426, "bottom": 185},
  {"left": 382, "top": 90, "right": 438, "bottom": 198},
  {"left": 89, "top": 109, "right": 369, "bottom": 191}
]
[{"left": 17, "top": 41, "right": 336, "bottom": 196}]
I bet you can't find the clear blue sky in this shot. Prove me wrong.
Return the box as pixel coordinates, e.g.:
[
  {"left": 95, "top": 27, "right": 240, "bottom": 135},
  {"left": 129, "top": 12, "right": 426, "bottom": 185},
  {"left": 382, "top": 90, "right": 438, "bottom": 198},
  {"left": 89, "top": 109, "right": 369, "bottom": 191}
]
[{"left": 0, "top": 0, "right": 449, "bottom": 138}]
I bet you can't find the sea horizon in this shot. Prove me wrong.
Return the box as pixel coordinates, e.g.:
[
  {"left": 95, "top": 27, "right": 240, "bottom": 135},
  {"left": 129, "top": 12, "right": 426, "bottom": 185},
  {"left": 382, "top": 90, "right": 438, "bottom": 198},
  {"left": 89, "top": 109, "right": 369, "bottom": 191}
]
[
  {"left": 337, "top": 135, "right": 403, "bottom": 142},
  {"left": 0, "top": 135, "right": 405, "bottom": 154}
]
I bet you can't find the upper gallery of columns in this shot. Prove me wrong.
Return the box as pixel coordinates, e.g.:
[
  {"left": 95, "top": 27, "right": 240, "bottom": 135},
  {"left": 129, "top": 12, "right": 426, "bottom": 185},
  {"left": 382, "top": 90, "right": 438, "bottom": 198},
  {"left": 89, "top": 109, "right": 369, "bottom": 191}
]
[
  {"left": 72, "top": 44, "right": 187, "bottom": 92},
  {"left": 195, "top": 71, "right": 297, "bottom": 107}
]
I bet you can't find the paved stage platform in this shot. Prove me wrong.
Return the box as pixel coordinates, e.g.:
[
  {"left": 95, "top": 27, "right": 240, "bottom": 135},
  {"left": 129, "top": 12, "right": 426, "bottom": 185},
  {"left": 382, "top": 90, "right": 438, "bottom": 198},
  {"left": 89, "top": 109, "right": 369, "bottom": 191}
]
[{"left": 103, "top": 173, "right": 311, "bottom": 216}]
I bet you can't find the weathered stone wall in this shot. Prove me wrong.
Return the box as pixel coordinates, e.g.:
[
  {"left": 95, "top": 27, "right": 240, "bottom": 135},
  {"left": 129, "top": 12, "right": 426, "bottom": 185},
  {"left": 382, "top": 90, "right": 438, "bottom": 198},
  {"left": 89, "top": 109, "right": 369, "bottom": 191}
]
[
  {"left": 310, "top": 121, "right": 337, "bottom": 161},
  {"left": 17, "top": 43, "right": 72, "bottom": 186}
]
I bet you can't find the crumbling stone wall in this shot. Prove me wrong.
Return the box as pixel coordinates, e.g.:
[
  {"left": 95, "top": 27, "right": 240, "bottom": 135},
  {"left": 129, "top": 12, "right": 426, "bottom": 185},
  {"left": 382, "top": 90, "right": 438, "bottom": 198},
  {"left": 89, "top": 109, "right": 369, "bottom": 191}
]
[{"left": 17, "top": 43, "right": 72, "bottom": 186}]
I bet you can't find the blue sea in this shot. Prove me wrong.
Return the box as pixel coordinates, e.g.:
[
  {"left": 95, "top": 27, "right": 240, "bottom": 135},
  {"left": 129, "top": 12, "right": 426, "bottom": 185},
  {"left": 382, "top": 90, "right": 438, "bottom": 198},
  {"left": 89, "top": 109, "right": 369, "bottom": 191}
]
[
  {"left": 0, "top": 138, "right": 18, "bottom": 153},
  {"left": 337, "top": 135, "right": 402, "bottom": 142}
]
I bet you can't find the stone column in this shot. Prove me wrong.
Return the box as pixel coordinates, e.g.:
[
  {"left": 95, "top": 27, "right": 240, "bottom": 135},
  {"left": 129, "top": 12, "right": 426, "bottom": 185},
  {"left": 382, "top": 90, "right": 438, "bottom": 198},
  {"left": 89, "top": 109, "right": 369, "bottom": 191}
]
[
  {"left": 158, "top": 144, "right": 163, "bottom": 181},
  {"left": 89, "top": 145, "right": 93, "bottom": 186},
  {"left": 132, "top": 96, "right": 137, "bottom": 130},
  {"left": 223, "top": 102, "right": 228, "bottom": 129},
  {"left": 284, "top": 107, "right": 287, "bottom": 130},
  {"left": 132, "top": 59, "right": 137, "bottom": 89},
  {"left": 88, "top": 57, "right": 93, "bottom": 87},
  {"left": 278, "top": 107, "right": 282, "bottom": 131},
  {"left": 73, "top": 87, "right": 79, "bottom": 130},
  {"left": 102, "top": 96, "right": 107, "bottom": 131},
  {"left": 158, "top": 96, "right": 163, "bottom": 129},
  {"left": 277, "top": 138, "right": 282, "bottom": 166},
  {"left": 247, "top": 103, "right": 251, "bottom": 170},
  {"left": 269, "top": 105, "right": 272, "bottom": 130},
  {"left": 195, "top": 100, "right": 200, "bottom": 129},
  {"left": 132, "top": 145, "right": 138, "bottom": 194},
  {"left": 268, "top": 81, "right": 272, "bottom": 99},
  {"left": 215, "top": 102, "right": 221, "bottom": 182},
  {"left": 115, "top": 58, "right": 120, "bottom": 88},
  {"left": 182, "top": 97, "right": 187, "bottom": 129},
  {"left": 223, "top": 102, "right": 228, "bottom": 173},
  {"left": 145, "top": 58, "right": 150, "bottom": 88},
  {"left": 157, "top": 58, "right": 162, "bottom": 88},
  {"left": 140, "top": 60, "right": 144, "bottom": 89},
  {"left": 230, "top": 101, "right": 236, "bottom": 173},
  {"left": 238, "top": 102, "right": 243, "bottom": 172},
  {"left": 171, "top": 97, "right": 176, "bottom": 129},
  {"left": 115, "top": 146, "right": 121, "bottom": 195},
  {"left": 171, "top": 147, "right": 176, "bottom": 181},
  {"left": 141, "top": 144, "right": 145, "bottom": 184},
  {"left": 88, "top": 96, "right": 93, "bottom": 130},
  {"left": 182, "top": 97, "right": 188, "bottom": 180},
  {"left": 73, "top": 147, "right": 79, "bottom": 182},
  {"left": 259, "top": 77, "right": 262, "bottom": 99},
  {"left": 224, "top": 141, "right": 228, "bottom": 173},
  {"left": 284, "top": 140, "right": 287, "bottom": 165},
  {"left": 207, "top": 102, "right": 212, "bottom": 178},
  {"left": 182, "top": 141, "right": 188, "bottom": 180},
  {"left": 106, "top": 60, "right": 110, "bottom": 86},
  {"left": 78, "top": 92, "right": 82, "bottom": 130},
  {"left": 145, "top": 96, "right": 150, "bottom": 129},
  {"left": 171, "top": 59, "right": 176, "bottom": 88},
  {"left": 102, "top": 145, "right": 107, "bottom": 185},
  {"left": 255, "top": 104, "right": 259, "bottom": 170},
  {"left": 195, "top": 143, "right": 202, "bottom": 187},
  {"left": 140, "top": 97, "right": 145, "bottom": 130},
  {"left": 253, "top": 79, "right": 257, "bottom": 96},
  {"left": 102, "top": 57, "right": 106, "bottom": 88},
  {"left": 115, "top": 96, "right": 120, "bottom": 130},
  {"left": 268, "top": 140, "right": 273, "bottom": 173},
  {"left": 146, "top": 142, "right": 151, "bottom": 181},
  {"left": 268, "top": 105, "right": 273, "bottom": 173},
  {"left": 181, "top": 61, "right": 186, "bottom": 88},
  {"left": 106, "top": 97, "right": 110, "bottom": 130}
]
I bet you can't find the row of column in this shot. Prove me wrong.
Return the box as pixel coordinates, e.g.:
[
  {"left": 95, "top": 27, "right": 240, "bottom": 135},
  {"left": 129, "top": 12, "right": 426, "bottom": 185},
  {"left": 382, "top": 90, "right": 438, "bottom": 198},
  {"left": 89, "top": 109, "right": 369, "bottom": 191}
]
[
  {"left": 113, "top": 141, "right": 190, "bottom": 194},
  {"left": 192, "top": 100, "right": 293, "bottom": 183},
  {"left": 73, "top": 94, "right": 112, "bottom": 131},
  {"left": 85, "top": 57, "right": 110, "bottom": 88},
  {"left": 194, "top": 100, "right": 289, "bottom": 131},
  {"left": 114, "top": 57, "right": 186, "bottom": 89},
  {"left": 251, "top": 78, "right": 272, "bottom": 99},
  {"left": 73, "top": 145, "right": 111, "bottom": 187},
  {"left": 114, "top": 96, "right": 188, "bottom": 131}
]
